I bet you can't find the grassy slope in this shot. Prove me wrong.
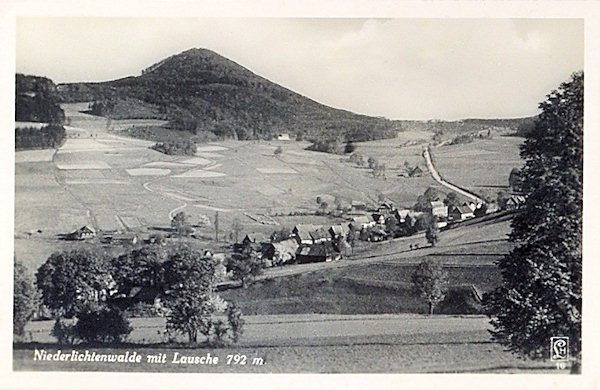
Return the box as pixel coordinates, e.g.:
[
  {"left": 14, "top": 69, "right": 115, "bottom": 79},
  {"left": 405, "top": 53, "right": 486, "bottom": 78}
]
[
  {"left": 220, "top": 263, "right": 501, "bottom": 316},
  {"left": 430, "top": 136, "right": 525, "bottom": 201}
]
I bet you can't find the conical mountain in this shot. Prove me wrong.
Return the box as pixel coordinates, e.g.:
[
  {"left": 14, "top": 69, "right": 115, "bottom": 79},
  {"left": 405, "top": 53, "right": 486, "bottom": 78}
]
[{"left": 58, "top": 48, "right": 399, "bottom": 141}]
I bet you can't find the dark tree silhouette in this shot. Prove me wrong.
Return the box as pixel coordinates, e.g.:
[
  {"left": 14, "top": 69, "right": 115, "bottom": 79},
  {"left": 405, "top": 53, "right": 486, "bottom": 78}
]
[{"left": 485, "top": 72, "right": 583, "bottom": 372}]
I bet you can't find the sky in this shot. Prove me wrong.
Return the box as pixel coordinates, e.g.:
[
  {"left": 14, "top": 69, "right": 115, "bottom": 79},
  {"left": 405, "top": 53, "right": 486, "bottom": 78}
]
[{"left": 16, "top": 17, "right": 583, "bottom": 120}]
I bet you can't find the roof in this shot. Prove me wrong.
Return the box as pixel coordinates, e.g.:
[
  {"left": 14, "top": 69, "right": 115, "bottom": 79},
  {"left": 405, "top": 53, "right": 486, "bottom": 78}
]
[
  {"left": 298, "top": 242, "right": 338, "bottom": 257},
  {"left": 272, "top": 239, "right": 299, "bottom": 254},
  {"left": 453, "top": 205, "right": 474, "bottom": 215},
  {"left": 508, "top": 195, "right": 526, "bottom": 204},
  {"left": 430, "top": 201, "right": 446, "bottom": 209},
  {"left": 243, "top": 233, "right": 266, "bottom": 243},
  {"left": 409, "top": 166, "right": 423, "bottom": 175},
  {"left": 395, "top": 209, "right": 410, "bottom": 219},
  {"left": 329, "top": 224, "right": 349, "bottom": 236},
  {"left": 75, "top": 225, "right": 96, "bottom": 234},
  {"left": 352, "top": 215, "right": 374, "bottom": 225},
  {"left": 296, "top": 230, "right": 312, "bottom": 241},
  {"left": 293, "top": 224, "right": 318, "bottom": 234},
  {"left": 310, "top": 227, "right": 330, "bottom": 241}
]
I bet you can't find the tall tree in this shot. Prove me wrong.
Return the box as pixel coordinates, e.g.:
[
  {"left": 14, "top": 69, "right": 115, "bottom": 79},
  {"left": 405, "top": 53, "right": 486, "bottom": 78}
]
[
  {"left": 231, "top": 218, "right": 243, "bottom": 243},
  {"left": 227, "top": 245, "right": 264, "bottom": 288},
  {"left": 171, "top": 211, "right": 191, "bottom": 237},
  {"left": 485, "top": 72, "right": 583, "bottom": 372},
  {"left": 411, "top": 259, "right": 448, "bottom": 315},
  {"left": 36, "top": 249, "right": 115, "bottom": 318},
  {"left": 111, "top": 245, "right": 167, "bottom": 291},
  {"left": 162, "top": 244, "right": 221, "bottom": 343},
  {"left": 214, "top": 212, "right": 220, "bottom": 242},
  {"left": 425, "top": 219, "right": 439, "bottom": 247}
]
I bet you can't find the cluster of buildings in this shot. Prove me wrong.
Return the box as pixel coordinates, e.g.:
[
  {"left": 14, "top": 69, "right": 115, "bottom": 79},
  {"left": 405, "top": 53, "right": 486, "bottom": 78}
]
[
  {"left": 63, "top": 226, "right": 142, "bottom": 246},
  {"left": 235, "top": 189, "right": 528, "bottom": 267},
  {"left": 237, "top": 222, "right": 353, "bottom": 267}
]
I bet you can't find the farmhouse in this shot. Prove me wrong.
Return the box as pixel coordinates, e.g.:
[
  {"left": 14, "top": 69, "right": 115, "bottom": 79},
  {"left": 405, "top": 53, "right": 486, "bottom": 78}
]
[
  {"left": 394, "top": 209, "right": 423, "bottom": 223},
  {"left": 113, "top": 286, "right": 162, "bottom": 311},
  {"left": 329, "top": 224, "right": 349, "bottom": 240},
  {"left": 368, "top": 227, "right": 389, "bottom": 242},
  {"left": 350, "top": 215, "right": 376, "bottom": 230},
  {"left": 296, "top": 242, "right": 341, "bottom": 264},
  {"left": 427, "top": 201, "right": 448, "bottom": 219},
  {"left": 262, "top": 238, "right": 299, "bottom": 266},
  {"left": 450, "top": 205, "right": 475, "bottom": 220},
  {"left": 464, "top": 202, "right": 477, "bottom": 212},
  {"left": 111, "top": 233, "right": 138, "bottom": 246},
  {"left": 310, "top": 227, "right": 331, "bottom": 244},
  {"left": 292, "top": 224, "right": 320, "bottom": 244},
  {"left": 66, "top": 225, "right": 96, "bottom": 240}
]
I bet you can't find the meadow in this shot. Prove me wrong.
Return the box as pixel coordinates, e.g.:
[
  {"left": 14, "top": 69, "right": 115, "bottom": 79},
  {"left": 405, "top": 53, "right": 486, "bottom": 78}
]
[
  {"left": 15, "top": 103, "right": 523, "bottom": 271},
  {"left": 15, "top": 314, "right": 556, "bottom": 373},
  {"left": 13, "top": 104, "right": 545, "bottom": 373},
  {"left": 430, "top": 136, "right": 525, "bottom": 201}
]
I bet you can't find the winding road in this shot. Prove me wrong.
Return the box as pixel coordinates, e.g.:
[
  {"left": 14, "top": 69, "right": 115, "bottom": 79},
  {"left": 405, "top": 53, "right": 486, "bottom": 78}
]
[{"left": 423, "top": 146, "right": 485, "bottom": 204}]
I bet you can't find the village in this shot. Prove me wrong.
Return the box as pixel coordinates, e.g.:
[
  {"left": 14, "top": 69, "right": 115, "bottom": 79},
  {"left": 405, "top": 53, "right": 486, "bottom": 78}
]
[{"left": 59, "top": 163, "right": 527, "bottom": 275}]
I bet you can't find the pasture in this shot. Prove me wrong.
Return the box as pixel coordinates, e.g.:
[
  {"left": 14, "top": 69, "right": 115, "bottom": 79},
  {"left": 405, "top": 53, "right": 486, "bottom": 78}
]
[
  {"left": 431, "top": 136, "right": 525, "bottom": 200},
  {"left": 14, "top": 103, "right": 523, "bottom": 274}
]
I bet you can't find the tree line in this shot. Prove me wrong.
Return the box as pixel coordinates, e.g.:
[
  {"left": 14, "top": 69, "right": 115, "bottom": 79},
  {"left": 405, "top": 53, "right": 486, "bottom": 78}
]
[
  {"left": 15, "top": 125, "right": 66, "bottom": 150},
  {"left": 14, "top": 243, "right": 245, "bottom": 346}
]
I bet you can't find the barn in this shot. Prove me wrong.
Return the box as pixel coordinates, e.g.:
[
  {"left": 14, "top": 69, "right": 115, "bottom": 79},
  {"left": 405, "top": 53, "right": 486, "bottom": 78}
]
[{"left": 296, "top": 242, "right": 341, "bottom": 264}]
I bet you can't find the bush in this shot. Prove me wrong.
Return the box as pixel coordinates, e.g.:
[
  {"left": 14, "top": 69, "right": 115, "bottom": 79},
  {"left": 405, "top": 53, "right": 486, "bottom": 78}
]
[
  {"left": 74, "top": 307, "right": 132, "bottom": 344},
  {"left": 151, "top": 140, "right": 196, "bottom": 155},
  {"left": 52, "top": 318, "right": 77, "bottom": 345},
  {"left": 344, "top": 141, "right": 356, "bottom": 153}
]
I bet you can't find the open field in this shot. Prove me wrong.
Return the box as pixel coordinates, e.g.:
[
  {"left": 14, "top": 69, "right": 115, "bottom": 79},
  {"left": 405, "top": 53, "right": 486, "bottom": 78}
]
[
  {"left": 431, "top": 136, "right": 525, "bottom": 200},
  {"left": 15, "top": 103, "right": 523, "bottom": 274},
  {"left": 15, "top": 314, "right": 558, "bottom": 373}
]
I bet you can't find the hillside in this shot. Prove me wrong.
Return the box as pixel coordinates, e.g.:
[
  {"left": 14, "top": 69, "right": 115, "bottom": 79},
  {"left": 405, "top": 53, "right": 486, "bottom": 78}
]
[
  {"left": 58, "top": 48, "right": 400, "bottom": 142},
  {"left": 16, "top": 74, "right": 65, "bottom": 124}
]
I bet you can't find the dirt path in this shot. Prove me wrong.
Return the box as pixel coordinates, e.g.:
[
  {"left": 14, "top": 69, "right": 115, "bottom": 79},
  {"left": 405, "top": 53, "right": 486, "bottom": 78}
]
[{"left": 423, "top": 146, "right": 485, "bottom": 203}]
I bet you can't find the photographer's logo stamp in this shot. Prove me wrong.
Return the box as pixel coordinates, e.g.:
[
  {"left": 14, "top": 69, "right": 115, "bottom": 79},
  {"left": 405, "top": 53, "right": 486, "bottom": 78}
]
[{"left": 550, "top": 337, "right": 569, "bottom": 369}]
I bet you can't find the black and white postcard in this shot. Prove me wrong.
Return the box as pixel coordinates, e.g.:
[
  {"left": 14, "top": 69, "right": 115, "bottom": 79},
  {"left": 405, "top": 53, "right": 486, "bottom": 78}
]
[{"left": 2, "top": 1, "right": 599, "bottom": 389}]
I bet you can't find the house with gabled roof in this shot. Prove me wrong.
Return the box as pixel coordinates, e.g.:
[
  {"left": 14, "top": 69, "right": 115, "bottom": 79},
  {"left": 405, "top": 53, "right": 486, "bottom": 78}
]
[
  {"left": 296, "top": 242, "right": 341, "bottom": 264},
  {"left": 66, "top": 225, "right": 96, "bottom": 240},
  {"left": 506, "top": 195, "right": 526, "bottom": 210},
  {"left": 349, "top": 215, "right": 375, "bottom": 230},
  {"left": 450, "top": 205, "right": 475, "bottom": 220},
  {"left": 262, "top": 238, "right": 299, "bottom": 266},
  {"left": 310, "top": 227, "right": 331, "bottom": 244},
  {"left": 292, "top": 224, "right": 319, "bottom": 245},
  {"left": 427, "top": 200, "right": 448, "bottom": 219},
  {"left": 409, "top": 166, "right": 423, "bottom": 177},
  {"left": 329, "top": 224, "right": 349, "bottom": 240}
]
